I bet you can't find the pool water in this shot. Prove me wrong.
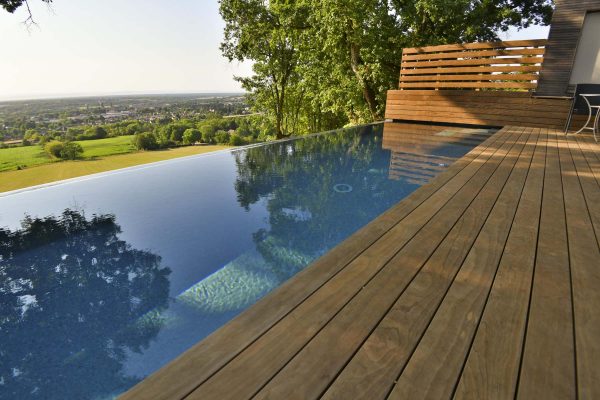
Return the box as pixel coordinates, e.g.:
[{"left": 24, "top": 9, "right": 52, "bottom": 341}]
[{"left": 0, "top": 122, "right": 491, "bottom": 399}]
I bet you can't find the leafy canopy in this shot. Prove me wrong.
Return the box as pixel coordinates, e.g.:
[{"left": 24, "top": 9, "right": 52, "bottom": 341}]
[{"left": 219, "top": 0, "right": 554, "bottom": 136}]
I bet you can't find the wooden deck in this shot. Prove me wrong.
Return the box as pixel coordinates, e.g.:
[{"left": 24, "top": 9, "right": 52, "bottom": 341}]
[{"left": 121, "top": 125, "right": 600, "bottom": 400}]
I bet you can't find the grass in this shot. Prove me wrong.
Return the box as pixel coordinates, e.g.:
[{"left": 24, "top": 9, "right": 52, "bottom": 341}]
[
  {"left": 0, "top": 145, "right": 52, "bottom": 172},
  {"left": 77, "top": 135, "right": 136, "bottom": 158},
  {"left": 0, "top": 135, "right": 137, "bottom": 172},
  {"left": 0, "top": 144, "right": 230, "bottom": 194}
]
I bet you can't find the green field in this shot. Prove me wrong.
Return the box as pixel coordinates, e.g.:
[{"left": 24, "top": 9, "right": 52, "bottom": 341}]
[
  {"left": 0, "top": 144, "right": 230, "bottom": 193},
  {"left": 0, "top": 135, "right": 138, "bottom": 172},
  {"left": 0, "top": 145, "right": 52, "bottom": 172},
  {"left": 77, "top": 135, "right": 136, "bottom": 158}
]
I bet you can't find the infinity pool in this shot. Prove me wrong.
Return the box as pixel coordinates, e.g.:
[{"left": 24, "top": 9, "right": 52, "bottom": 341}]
[{"left": 0, "top": 122, "right": 492, "bottom": 399}]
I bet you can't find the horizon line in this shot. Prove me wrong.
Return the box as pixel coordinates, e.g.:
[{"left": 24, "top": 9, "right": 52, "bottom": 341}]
[{"left": 0, "top": 90, "right": 248, "bottom": 103}]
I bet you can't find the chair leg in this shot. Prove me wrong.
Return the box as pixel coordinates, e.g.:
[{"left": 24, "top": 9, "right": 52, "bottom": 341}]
[
  {"left": 594, "top": 110, "right": 600, "bottom": 142},
  {"left": 572, "top": 97, "right": 593, "bottom": 135},
  {"left": 564, "top": 107, "right": 574, "bottom": 134}
]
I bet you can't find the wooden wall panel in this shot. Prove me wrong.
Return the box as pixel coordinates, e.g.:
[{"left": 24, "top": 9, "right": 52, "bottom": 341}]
[
  {"left": 385, "top": 90, "right": 573, "bottom": 130},
  {"left": 400, "top": 40, "right": 546, "bottom": 91},
  {"left": 536, "top": 0, "right": 600, "bottom": 96}
]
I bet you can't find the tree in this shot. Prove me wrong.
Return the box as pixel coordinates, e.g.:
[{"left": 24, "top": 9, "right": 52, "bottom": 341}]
[
  {"left": 1, "top": 0, "right": 50, "bottom": 13},
  {"left": 182, "top": 128, "right": 202, "bottom": 145},
  {"left": 1, "top": 0, "right": 53, "bottom": 26},
  {"left": 220, "top": 0, "right": 554, "bottom": 128},
  {"left": 59, "top": 141, "right": 83, "bottom": 159},
  {"left": 85, "top": 126, "right": 108, "bottom": 139},
  {"left": 133, "top": 132, "right": 159, "bottom": 150},
  {"left": 44, "top": 140, "right": 64, "bottom": 158},
  {"left": 220, "top": 0, "right": 310, "bottom": 139}
]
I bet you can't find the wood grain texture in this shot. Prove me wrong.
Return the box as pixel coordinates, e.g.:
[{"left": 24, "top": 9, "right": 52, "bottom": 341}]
[
  {"left": 560, "top": 134, "right": 600, "bottom": 399},
  {"left": 516, "top": 129, "right": 576, "bottom": 400},
  {"left": 454, "top": 129, "right": 547, "bottom": 399},
  {"left": 387, "top": 128, "right": 538, "bottom": 400},
  {"left": 403, "top": 40, "right": 547, "bottom": 54},
  {"left": 385, "top": 90, "right": 572, "bottom": 129},
  {"left": 321, "top": 127, "right": 533, "bottom": 400}
]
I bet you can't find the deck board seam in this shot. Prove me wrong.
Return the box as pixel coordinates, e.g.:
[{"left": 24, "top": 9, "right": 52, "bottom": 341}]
[
  {"left": 356, "top": 127, "right": 524, "bottom": 398},
  {"left": 449, "top": 127, "right": 542, "bottom": 399},
  {"left": 381, "top": 126, "right": 533, "bottom": 400},
  {"left": 513, "top": 129, "right": 548, "bottom": 400},
  {"left": 314, "top": 128, "right": 531, "bottom": 400},
  {"left": 558, "top": 131, "right": 579, "bottom": 400}
]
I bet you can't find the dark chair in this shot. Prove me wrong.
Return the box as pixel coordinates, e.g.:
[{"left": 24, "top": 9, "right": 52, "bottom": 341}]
[{"left": 564, "top": 83, "right": 600, "bottom": 136}]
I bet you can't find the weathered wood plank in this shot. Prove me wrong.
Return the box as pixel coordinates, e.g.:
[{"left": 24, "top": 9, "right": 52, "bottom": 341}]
[
  {"left": 454, "top": 129, "right": 547, "bottom": 399},
  {"left": 400, "top": 81, "right": 537, "bottom": 89},
  {"left": 403, "top": 39, "right": 547, "bottom": 54},
  {"left": 402, "top": 48, "right": 545, "bottom": 61},
  {"left": 401, "top": 57, "right": 543, "bottom": 68},
  {"left": 320, "top": 127, "right": 535, "bottom": 400},
  {"left": 401, "top": 73, "right": 540, "bottom": 82},
  {"left": 386, "top": 127, "right": 538, "bottom": 400},
  {"left": 559, "top": 134, "right": 600, "bottom": 399},
  {"left": 400, "top": 65, "right": 543, "bottom": 75},
  {"left": 516, "top": 130, "right": 576, "bottom": 400}
]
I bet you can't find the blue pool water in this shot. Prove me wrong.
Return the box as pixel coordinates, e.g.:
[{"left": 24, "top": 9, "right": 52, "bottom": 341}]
[{"left": 0, "top": 122, "right": 490, "bottom": 399}]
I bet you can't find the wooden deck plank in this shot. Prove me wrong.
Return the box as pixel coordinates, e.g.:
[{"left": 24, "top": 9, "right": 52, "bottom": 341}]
[
  {"left": 120, "top": 127, "right": 507, "bottom": 400},
  {"left": 185, "top": 128, "right": 523, "bottom": 400},
  {"left": 453, "top": 128, "right": 547, "bottom": 399},
  {"left": 559, "top": 134, "right": 600, "bottom": 399},
  {"left": 517, "top": 130, "right": 576, "bottom": 400},
  {"left": 250, "top": 128, "right": 531, "bottom": 400},
  {"left": 385, "top": 127, "right": 539, "bottom": 400},
  {"left": 319, "top": 126, "right": 536, "bottom": 400}
]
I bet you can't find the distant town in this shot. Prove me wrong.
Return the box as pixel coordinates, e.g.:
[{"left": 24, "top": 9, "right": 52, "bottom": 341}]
[{"left": 0, "top": 93, "right": 250, "bottom": 144}]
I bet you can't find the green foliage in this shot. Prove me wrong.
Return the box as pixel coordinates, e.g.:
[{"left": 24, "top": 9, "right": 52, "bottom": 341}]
[
  {"left": 1, "top": 0, "right": 52, "bottom": 13},
  {"left": 182, "top": 128, "right": 202, "bottom": 145},
  {"left": 133, "top": 132, "right": 159, "bottom": 150},
  {"left": 220, "top": 0, "right": 554, "bottom": 135},
  {"left": 76, "top": 126, "right": 108, "bottom": 141},
  {"left": 229, "top": 133, "right": 244, "bottom": 146},
  {"left": 59, "top": 142, "right": 84, "bottom": 160},
  {"left": 214, "top": 130, "right": 231, "bottom": 144},
  {"left": 44, "top": 140, "right": 65, "bottom": 158}
]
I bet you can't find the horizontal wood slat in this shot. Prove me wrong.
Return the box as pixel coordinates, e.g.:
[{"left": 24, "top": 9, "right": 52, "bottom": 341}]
[
  {"left": 399, "top": 82, "right": 538, "bottom": 89},
  {"left": 402, "top": 48, "right": 545, "bottom": 61},
  {"left": 399, "top": 40, "right": 546, "bottom": 92},
  {"left": 385, "top": 90, "right": 572, "bottom": 130},
  {"left": 400, "top": 66, "right": 543, "bottom": 75},
  {"left": 403, "top": 39, "right": 548, "bottom": 54},
  {"left": 401, "top": 74, "right": 540, "bottom": 82}
]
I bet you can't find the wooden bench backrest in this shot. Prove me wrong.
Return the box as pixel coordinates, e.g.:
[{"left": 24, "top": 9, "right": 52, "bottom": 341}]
[{"left": 400, "top": 39, "right": 547, "bottom": 91}]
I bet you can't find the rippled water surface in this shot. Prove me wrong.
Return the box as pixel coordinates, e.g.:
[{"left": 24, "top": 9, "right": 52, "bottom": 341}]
[{"left": 0, "top": 122, "right": 492, "bottom": 399}]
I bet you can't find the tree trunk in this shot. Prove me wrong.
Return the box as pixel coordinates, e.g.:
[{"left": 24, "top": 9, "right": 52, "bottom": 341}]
[{"left": 349, "top": 41, "right": 379, "bottom": 120}]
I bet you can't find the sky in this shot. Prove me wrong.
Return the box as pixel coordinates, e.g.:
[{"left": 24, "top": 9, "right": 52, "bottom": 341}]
[{"left": 0, "top": 1, "right": 549, "bottom": 101}]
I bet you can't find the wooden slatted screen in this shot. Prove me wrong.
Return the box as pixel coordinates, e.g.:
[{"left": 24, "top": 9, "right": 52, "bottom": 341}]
[{"left": 400, "top": 40, "right": 547, "bottom": 91}]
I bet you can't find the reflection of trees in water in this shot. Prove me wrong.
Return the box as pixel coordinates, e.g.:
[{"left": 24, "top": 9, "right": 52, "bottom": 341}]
[
  {"left": 0, "top": 209, "right": 171, "bottom": 400},
  {"left": 234, "top": 125, "right": 400, "bottom": 279}
]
